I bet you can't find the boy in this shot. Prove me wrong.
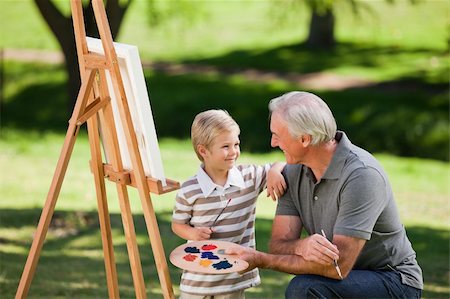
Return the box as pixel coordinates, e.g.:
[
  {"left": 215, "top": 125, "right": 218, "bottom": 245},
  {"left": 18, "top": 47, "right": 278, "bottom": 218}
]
[{"left": 172, "top": 109, "right": 286, "bottom": 299}]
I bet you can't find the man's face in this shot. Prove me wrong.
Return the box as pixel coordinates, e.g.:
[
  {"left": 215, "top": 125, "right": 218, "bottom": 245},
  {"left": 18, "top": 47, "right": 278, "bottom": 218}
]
[{"left": 270, "top": 112, "right": 304, "bottom": 164}]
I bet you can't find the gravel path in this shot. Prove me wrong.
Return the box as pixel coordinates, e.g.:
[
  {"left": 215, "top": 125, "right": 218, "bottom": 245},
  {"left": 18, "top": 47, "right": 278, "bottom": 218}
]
[{"left": 2, "top": 47, "right": 376, "bottom": 91}]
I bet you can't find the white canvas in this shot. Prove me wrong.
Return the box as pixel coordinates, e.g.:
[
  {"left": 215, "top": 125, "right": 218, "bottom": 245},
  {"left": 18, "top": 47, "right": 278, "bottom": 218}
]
[{"left": 86, "top": 37, "right": 166, "bottom": 186}]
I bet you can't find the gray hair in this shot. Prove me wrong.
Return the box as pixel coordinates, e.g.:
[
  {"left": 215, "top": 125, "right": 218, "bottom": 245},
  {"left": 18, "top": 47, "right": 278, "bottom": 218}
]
[{"left": 268, "top": 91, "right": 337, "bottom": 145}]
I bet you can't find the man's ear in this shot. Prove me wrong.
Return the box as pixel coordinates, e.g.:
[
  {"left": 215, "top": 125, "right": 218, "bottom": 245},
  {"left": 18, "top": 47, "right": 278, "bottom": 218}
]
[
  {"left": 197, "top": 144, "right": 208, "bottom": 159},
  {"left": 300, "top": 134, "right": 311, "bottom": 147}
]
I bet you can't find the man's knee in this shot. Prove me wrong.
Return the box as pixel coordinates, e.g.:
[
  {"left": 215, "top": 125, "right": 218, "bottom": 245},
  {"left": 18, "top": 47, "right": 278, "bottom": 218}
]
[{"left": 285, "top": 275, "right": 320, "bottom": 299}]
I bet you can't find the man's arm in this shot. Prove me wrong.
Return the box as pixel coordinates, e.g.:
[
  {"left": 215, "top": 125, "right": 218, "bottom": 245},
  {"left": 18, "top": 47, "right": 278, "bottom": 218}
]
[
  {"left": 331, "top": 234, "right": 366, "bottom": 277},
  {"left": 269, "top": 215, "right": 339, "bottom": 267},
  {"left": 266, "top": 215, "right": 366, "bottom": 279},
  {"left": 235, "top": 234, "right": 365, "bottom": 279},
  {"left": 269, "top": 215, "right": 303, "bottom": 255}
]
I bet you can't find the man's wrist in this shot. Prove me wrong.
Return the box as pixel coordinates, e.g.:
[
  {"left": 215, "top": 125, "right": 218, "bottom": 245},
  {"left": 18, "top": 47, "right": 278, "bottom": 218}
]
[{"left": 294, "top": 238, "right": 304, "bottom": 256}]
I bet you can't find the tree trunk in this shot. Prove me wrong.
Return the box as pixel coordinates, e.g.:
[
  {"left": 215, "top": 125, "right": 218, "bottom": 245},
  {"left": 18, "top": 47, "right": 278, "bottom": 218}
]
[
  {"left": 306, "top": 8, "right": 335, "bottom": 48},
  {"left": 34, "top": 0, "right": 131, "bottom": 115}
]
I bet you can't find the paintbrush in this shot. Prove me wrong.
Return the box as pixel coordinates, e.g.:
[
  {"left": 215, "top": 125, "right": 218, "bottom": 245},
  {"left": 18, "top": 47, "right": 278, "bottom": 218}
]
[
  {"left": 321, "top": 229, "right": 343, "bottom": 279},
  {"left": 210, "top": 198, "right": 231, "bottom": 228}
]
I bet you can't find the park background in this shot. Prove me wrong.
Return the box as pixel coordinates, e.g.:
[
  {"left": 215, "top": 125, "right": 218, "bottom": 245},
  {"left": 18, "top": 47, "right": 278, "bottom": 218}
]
[{"left": 0, "top": 0, "right": 448, "bottom": 298}]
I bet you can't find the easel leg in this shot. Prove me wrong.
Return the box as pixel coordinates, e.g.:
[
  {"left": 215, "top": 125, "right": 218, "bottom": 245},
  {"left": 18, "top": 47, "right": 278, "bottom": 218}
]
[
  {"left": 140, "top": 196, "right": 175, "bottom": 299},
  {"left": 100, "top": 100, "right": 147, "bottom": 299},
  {"left": 87, "top": 112, "right": 120, "bottom": 299},
  {"left": 15, "top": 70, "right": 96, "bottom": 299},
  {"left": 115, "top": 185, "right": 147, "bottom": 299}
]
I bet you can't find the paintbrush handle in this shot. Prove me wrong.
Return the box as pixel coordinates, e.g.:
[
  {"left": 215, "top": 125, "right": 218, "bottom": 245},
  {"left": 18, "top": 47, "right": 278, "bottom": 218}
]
[
  {"left": 211, "top": 198, "right": 231, "bottom": 228},
  {"left": 321, "top": 229, "right": 343, "bottom": 279}
]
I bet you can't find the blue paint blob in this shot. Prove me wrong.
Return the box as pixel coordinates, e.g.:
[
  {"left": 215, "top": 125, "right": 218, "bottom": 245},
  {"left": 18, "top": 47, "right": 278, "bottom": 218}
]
[
  {"left": 184, "top": 246, "right": 200, "bottom": 253},
  {"left": 201, "top": 251, "right": 219, "bottom": 260},
  {"left": 212, "top": 260, "right": 233, "bottom": 270}
]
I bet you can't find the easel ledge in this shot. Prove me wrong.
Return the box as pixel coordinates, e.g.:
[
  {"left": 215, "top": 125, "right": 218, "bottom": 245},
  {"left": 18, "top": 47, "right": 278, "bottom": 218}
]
[{"left": 98, "top": 162, "right": 180, "bottom": 194}]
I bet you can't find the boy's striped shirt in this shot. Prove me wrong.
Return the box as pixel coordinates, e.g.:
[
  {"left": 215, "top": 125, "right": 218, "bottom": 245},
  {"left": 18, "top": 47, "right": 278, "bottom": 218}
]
[{"left": 172, "top": 164, "right": 270, "bottom": 295}]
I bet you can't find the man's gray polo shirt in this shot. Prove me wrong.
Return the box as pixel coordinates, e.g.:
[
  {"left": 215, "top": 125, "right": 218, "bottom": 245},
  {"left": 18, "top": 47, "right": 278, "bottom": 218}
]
[{"left": 276, "top": 131, "right": 423, "bottom": 290}]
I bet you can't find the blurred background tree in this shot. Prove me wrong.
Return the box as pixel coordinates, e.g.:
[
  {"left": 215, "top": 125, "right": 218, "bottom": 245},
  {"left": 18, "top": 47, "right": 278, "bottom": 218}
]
[
  {"left": 34, "top": 0, "right": 133, "bottom": 111},
  {"left": 277, "top": 0, "right": 419, "bottom": 48}
]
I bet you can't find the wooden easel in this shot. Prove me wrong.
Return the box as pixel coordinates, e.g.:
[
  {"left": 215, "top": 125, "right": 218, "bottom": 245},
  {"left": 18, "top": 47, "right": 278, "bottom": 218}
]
[{"left": 15, "top": 1, "right": 179, "bottom": 298}]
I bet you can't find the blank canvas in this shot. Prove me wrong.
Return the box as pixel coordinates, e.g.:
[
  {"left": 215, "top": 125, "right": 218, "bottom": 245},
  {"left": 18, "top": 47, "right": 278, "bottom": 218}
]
[{"left": 86, "top": 37, "right": 166, "bottom": 186}]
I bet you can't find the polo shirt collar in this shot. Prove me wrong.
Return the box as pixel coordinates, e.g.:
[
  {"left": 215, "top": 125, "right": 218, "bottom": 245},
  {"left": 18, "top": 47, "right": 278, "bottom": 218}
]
[
  {"left": 196, "top": 165, "right": 245, "bottom": 197},
  {"left": 322, "top": 131, "right": 352, "bottom": 180}
]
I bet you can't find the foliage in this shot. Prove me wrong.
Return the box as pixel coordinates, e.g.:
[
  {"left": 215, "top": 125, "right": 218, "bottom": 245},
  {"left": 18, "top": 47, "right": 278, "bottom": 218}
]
[{"left": 145, "top": 0, "right": 205, "bottom": 29}]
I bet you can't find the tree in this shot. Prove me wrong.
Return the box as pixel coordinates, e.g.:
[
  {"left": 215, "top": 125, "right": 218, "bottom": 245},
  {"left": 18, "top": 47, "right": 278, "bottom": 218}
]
[
  {"left": 34, "top": 0, "right": 133, "bottom": 113},
  {"left": 306, "top": 2, "right": 335, "bottom": 48},
  {"left": 278, "top": 0, "right": 397, "bottom": 48}
]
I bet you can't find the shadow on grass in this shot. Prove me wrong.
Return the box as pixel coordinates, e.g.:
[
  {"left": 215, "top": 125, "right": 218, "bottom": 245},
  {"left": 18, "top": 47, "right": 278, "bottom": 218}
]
[
  {"left": 0, "top": 209, "right": 448, "bottom": 298},
  {"left": 180, "top": 42, "right": 448, "bottom": 85},
  {"left": 3, "top": 71, "right": 447, "bottom": 161}
]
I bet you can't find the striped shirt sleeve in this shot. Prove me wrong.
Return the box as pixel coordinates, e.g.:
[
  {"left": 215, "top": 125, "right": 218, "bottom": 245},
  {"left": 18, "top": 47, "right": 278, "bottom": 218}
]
[
  {"left": 172, "top": 188, "right": 193, "bottom": 224},
  {"left": 253, "top": 163, "right": 271, "bottom": 195}
]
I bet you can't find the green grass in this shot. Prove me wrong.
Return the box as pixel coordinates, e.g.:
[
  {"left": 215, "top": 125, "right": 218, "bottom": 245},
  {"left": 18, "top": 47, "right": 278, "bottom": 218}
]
[
  {"left": 0, "top": 131, "right": 449, "bottom": 298},
  {"left": 2, "top": 1, "right": 448, "bottom": 83},
  {"left": 2, "top": 1, "right": 448, "bottom": 86}
]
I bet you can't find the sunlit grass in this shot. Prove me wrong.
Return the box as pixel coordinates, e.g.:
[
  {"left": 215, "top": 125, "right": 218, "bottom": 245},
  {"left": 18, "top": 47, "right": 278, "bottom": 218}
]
[{"left": 0, "top": 130, "right": 448, "bottom": 298}]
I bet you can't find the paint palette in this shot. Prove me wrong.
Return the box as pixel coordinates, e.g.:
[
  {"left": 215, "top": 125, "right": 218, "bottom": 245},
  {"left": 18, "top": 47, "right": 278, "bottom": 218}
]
[{"left": 169, "top": 240, "right": 249, "bottom": 274}]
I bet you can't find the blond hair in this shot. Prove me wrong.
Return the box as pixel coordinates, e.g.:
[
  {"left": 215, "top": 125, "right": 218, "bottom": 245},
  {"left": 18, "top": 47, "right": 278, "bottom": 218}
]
[{"left": 191, "top": 109, "right": 240, "bottom": 161}]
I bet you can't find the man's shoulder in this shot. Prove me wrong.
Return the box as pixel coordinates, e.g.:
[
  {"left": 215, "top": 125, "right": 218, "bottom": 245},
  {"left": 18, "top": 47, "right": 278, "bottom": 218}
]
[
  {"left": 283, "top": 164, "right": 304, "bottom": 181},
  {"left": 344, "top": 147, "right": 386, "bottom": 177},
  {"left": 284, "top": 163, "right": 304, "bottom": 173}
]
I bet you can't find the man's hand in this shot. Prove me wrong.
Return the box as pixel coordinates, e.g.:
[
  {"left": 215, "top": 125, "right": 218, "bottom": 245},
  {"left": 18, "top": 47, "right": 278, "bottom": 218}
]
[
  {"left": 296, "top": 233, "right": 339, "bottom": 265},
  {"left": 226, "top": 245, "right": 260, "bottom": 274}
]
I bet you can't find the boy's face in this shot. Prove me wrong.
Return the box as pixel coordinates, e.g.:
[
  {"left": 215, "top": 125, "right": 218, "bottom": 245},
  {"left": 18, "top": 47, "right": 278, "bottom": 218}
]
[{"left": 201, "top": 130, "right": 240, "bottom": 171}]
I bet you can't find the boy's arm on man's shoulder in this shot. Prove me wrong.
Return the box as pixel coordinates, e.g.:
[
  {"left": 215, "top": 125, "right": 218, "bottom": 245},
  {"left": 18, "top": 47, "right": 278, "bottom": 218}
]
[
  {"left": 271, "top": 162, "right": 286, "bottom": 172},
  {"left": 267, "top": 162, "right": 287, "bottom": 200}
]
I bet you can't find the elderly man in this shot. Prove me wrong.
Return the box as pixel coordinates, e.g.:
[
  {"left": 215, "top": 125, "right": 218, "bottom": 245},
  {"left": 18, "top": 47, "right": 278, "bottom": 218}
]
[{"left": 233, "top": 91, "right": 423, "bottom": 298}]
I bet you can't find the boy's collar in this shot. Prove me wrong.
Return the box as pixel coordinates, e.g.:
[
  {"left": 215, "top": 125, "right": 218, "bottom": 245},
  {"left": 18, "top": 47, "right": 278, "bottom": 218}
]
[{"left": 197, "top": 165, "right": 245, "bottom": 197}]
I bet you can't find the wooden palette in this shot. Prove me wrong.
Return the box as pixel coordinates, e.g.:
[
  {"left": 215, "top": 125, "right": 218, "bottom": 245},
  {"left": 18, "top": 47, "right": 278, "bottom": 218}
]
[{"left": 169, "top": 240, "right": 249, "bottom": 274}]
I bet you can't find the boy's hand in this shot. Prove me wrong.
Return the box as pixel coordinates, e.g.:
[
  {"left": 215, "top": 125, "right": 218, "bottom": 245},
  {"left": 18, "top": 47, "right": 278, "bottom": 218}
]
[
  {"left": 267, "top": 163, "right": 287, "bottom": 201},
  {"left": 192, "top": 227, "right": 213, "bottom": 241}
]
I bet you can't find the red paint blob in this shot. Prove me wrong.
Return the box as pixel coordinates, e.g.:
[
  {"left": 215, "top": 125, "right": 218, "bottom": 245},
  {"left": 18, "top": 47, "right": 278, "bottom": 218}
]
[
  {"left": 201, "top": 244, "right": 217, "bottom": 250},
  {"left": 183, "top": 254, "right": 197, "bottom": 262}
]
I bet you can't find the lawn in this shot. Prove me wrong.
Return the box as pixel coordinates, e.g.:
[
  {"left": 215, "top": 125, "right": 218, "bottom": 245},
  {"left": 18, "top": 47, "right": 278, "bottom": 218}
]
[{"left": 0, "top": 131, "right": 449, "bottom": 298}]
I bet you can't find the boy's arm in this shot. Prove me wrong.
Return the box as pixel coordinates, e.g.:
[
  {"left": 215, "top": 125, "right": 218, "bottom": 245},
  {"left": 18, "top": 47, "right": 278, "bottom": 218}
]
[
  {"left": 267, "top": 162, "right": 287, "bottom": 200},
  {"left": 171, "top": 222, "right": 213, "bottom": 241}
]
